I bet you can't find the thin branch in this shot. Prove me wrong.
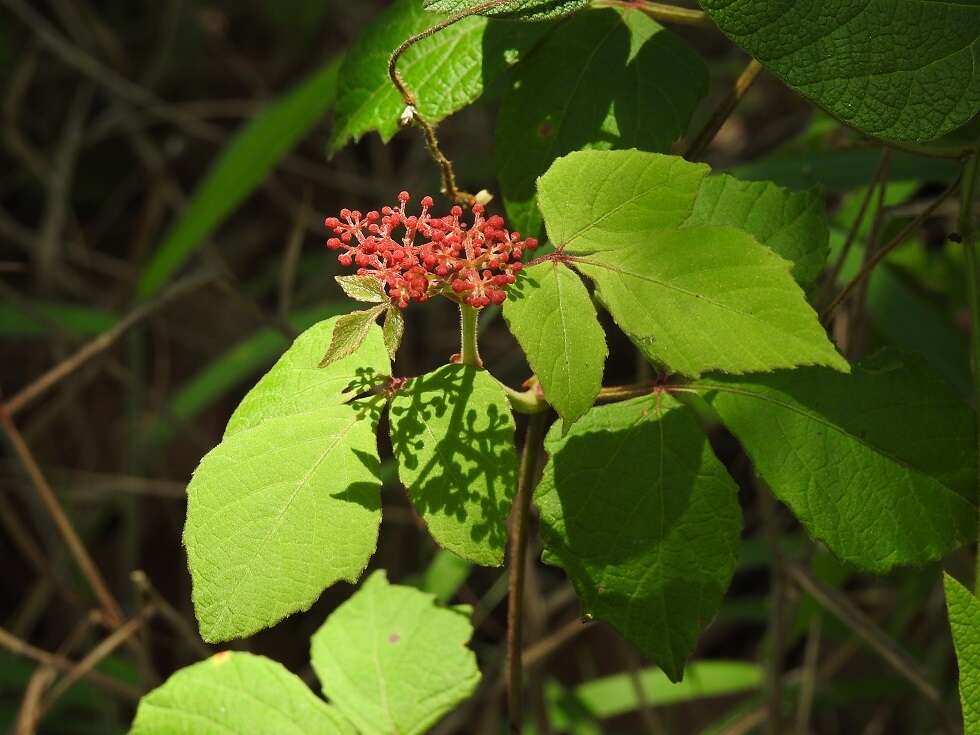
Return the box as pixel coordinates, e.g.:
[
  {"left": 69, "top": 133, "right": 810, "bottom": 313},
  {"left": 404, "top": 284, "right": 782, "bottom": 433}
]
[
  {"left": 0, "top": 628, "right": 140, "bottom": 700},
  {"left": 785, "top": 563, "right": 954, "bottom": 730},
  {"left": 760, "top": 487, "right": 786, "bottom": 735},
  {"left": 794, "top": 616, "right": 821, "bottom": 734},
  {"left": 818, "top": 150, "right": 891, "bottom": 308},
  {"left": 685, "top": 58, "right": 763, "bottom": 161},
  {"left": 132, "top": 570, "right": 212, "bottom": 659},
  {"left": 278, "top": 186, "right": 311, "bottom": 318},
  {"left": 15, "top": 667, "right": 56, "bottom": 735},
  {"left": 4, "top": 268, "right": 216, "bottom": 416},
  {"left": 592, "top": 0, "right": 713, "bottom": 27},
  {"left": 0, "top": 406, "right": 125, "bottom": 628},
  {"left": 506, "top": 412, "right": 549, "bottom": 733},
  {"left": 821, "top": 174, "right": 962, "bottom": 321},
  {"left": 41, "top": 607, "right": 156, "bottom": 715}
]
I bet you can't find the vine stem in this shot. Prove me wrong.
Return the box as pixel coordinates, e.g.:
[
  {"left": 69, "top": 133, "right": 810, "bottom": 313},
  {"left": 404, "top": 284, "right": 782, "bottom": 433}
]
[
  {"left": 507, "top": 411, "right": 548, "bottom": 733},
  {"left": 387, "top": 1, "right": 511, "bottom": 204},
  {"left": 459, "top": 304, "right": 483, "bottom": 368},
  {"left": 961, "top": 147, "right": 980, "bottom": 595}
]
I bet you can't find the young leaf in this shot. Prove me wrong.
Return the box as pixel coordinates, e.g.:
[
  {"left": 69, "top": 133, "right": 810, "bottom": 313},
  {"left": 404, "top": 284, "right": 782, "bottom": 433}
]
[
  {"left": 311, "top": 570, "right": 481, "bottom": 735},
  {"left": 944, "top": 574, "right": 980, "bottom": 734},
  {"left": 708, "top": 353, "right": 977, "bottom": 572},
  {"left": 389, "top": 364, "right": 518, "bottom": 565},
  {"left": 225, "top": 315, "right": 389, "bottom": 438},
  {"left": 138, "top": 58, "right": 342, "bottom": 298},
  {"left": 328, "top": 0, "right": 549, "bottom": 154},
  {"left": 574, "top": 226, "right": 848, "bottom": 377},
  {"left": 497, "top": 9, "right": 706, "bottom": 234},
  {"left": 535, "top": 396, "right": 742, "bottom": 682},
  {"left": 700, "top": 0, "right": 980, "bottom": 143},
  {"left": 685, "top": 177, "right": 829, "bottom": 286},
  {"left": 184, "top": 399, "right": 385, "bottom": 642},
  {"left": 503, "top": 261, "right": 606, "bottom": 426},
  {"left": 423, "top": 0, "right": 587, "bottom": 21},
  {"left": 131, "top": 651, "right": 355, "bottom": 734},
  {"left": 336, "top": 274, "right": 386, "bottom": 303},
  {"left": 319, "top": 305, "right": 387, "bottom": 370},
  {"left": 382, "top": 306, "right": 406, "bottom": 361}
]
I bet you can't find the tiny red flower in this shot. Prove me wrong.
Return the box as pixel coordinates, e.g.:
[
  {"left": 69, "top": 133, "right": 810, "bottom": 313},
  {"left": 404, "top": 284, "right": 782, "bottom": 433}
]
[{"left": 323, "top": 193, "right": 539, "bottom": 309}]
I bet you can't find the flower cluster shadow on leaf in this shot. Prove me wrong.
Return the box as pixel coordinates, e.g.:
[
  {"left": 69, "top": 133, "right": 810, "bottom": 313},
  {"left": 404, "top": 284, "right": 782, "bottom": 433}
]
[{"left": 389, "top": 364, "right": 517, "bottom": 558}]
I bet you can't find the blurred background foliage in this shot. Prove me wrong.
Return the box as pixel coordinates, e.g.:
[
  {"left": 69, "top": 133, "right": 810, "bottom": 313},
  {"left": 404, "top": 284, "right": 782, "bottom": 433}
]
[{"left": 0, "top": 1, "right": 974, "bottom": 733}]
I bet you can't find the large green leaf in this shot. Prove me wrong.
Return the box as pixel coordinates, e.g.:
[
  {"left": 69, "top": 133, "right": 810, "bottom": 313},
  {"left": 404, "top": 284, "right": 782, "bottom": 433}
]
[
  {"left": 225, "top": 316, "right": 389, "bottom": 438},
  {"left": 311, "top": 570, "right": 481, "bottom": 735},
  {"left": 574, "top": 226, "right": 847, "bottom": 377},
  {"left": 503, "top": 261, "right": 606, "bottom": 426},
  {"left": 537, "top": 150, "right": 709, "bottom": 254},
  {"left": 686, "top": 176, "right": 829, "bottom": 285},
  {"left": 535, "top": 396, "right": 742, "bottom": 682},
  {"left": 423, "top": 0, "right": 587, "bottom": 20},
  {"left": 945, "top": 574, "right": 980, "bottom": 734},
  {"left": 328, "top": 0, "right": 549, "bottom": 154},
  {"left": 700, "top": 0, "right": 980, "bottom": 143},
  {"left": 130, "top": 651, "right": 355, "bottom": 735},
  {"left": 707, "top": 353, "right": 977, "bottom": 572},
  {"left": 538, "top": 150, "right": 829, "bottom": 285},
  {"left": 184, "top": 398, "right": 385, "bottom": 642},
  {"left": 497, "top": 9, "right": 707, "bottom": 235},
  {"left": 137, "top": 58, "right": 341, "bottom": 298},
  {"left": 389, "top": 365, "right": 517, "bottom": 565}
]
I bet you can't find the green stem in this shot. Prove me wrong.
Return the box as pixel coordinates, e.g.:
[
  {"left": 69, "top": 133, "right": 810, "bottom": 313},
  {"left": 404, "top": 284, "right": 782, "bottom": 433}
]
[
  {"left": 507, "top": 411, "right": 548, "bottom": 733},
  {"left": 459, "top": 304, "right": 482, "bottom": 368},
  {"left": 961, "top": 149, "right": 980, "bottom": 595}
]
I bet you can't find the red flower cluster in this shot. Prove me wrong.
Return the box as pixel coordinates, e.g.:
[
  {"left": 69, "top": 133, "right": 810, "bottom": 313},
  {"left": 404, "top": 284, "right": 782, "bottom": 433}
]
[{"left": 325, "top": 192, "right": 538, "bottom": 309}]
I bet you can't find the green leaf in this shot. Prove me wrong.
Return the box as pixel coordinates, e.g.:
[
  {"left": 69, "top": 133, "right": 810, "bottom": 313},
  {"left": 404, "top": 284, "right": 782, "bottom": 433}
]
[
  {"left": 418, "top": 550, "right": 472, "bottom": 604},
  {"left": 184, "top": 398, "right": 385, "bottom": 642},
  {"left": 503, "top": 261, "right": 606, "bottom": 426},
  {"left": 547, "top": 660, "right": 763, "bottom": 728},
  {"left": 336, "top": 275, "right": 387, "bottom": 303},
  {"left": 382, "top": 306, "right": 406, "bottom": 361},
  {"left": 0, "top": 301, "right": 115, "bottom": 338},
  {"left": 423, "top": 0, "right": 587, "bottom": 20},
  {"left": 226, "top": 315, "right": 389, "bottom": 438},
  {"left": 944, "top": 574, "right": 980, "bottom": 735},
  {"left": 130, "top": 651, "right": 355, "bottom": 734},
  {"left": 311, "top": 570, "right": 481, "bottom": 735},
  {"left": 574, "top": 226, "right": 847, "bottom": 377},
  {"left": 497, "top": 9, "right": 706, "bottom": 234},
  {"left": 685, "top": 176, "right": 829, "bottom": 285},
  {"left": 700, "top": 0, "right": 980, "bottom": 143},
  {"left": 389, "top": 364, "right": 517, "bottom": 565},
  {"left": 328, "top": 0, "right": 549, "bottom": 154},
  {"left": 137, "top": 58, "right": 341, "bottom": 298},
  {"left": 535, "top": 396, "right": 742, "bottom": 682},
  {"left": 707, "top": 353, "right": 977, "bottom": 573},
  {"left": 538, "top": 149, "right": 830, "bottom": 285},
  {"left": 318, "top": 306, "right": 387, "bottom": 370},
  {"left": 537, "top": 150, "right": 709, "bottom": 255}
]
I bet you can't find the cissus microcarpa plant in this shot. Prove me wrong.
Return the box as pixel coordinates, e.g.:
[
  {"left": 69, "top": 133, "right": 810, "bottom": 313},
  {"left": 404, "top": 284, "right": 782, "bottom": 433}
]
[{"left": 132, "top": 0, "right": 980, "bottom": 732}]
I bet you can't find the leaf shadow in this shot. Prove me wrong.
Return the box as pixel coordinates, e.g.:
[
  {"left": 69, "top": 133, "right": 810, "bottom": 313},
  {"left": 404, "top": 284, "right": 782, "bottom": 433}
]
[
  {"left": 540, "top": 401, "right": 730, "bottom": 675},
  {"left": 389, "top": 365, "right": 516, "bottom": 555}
]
